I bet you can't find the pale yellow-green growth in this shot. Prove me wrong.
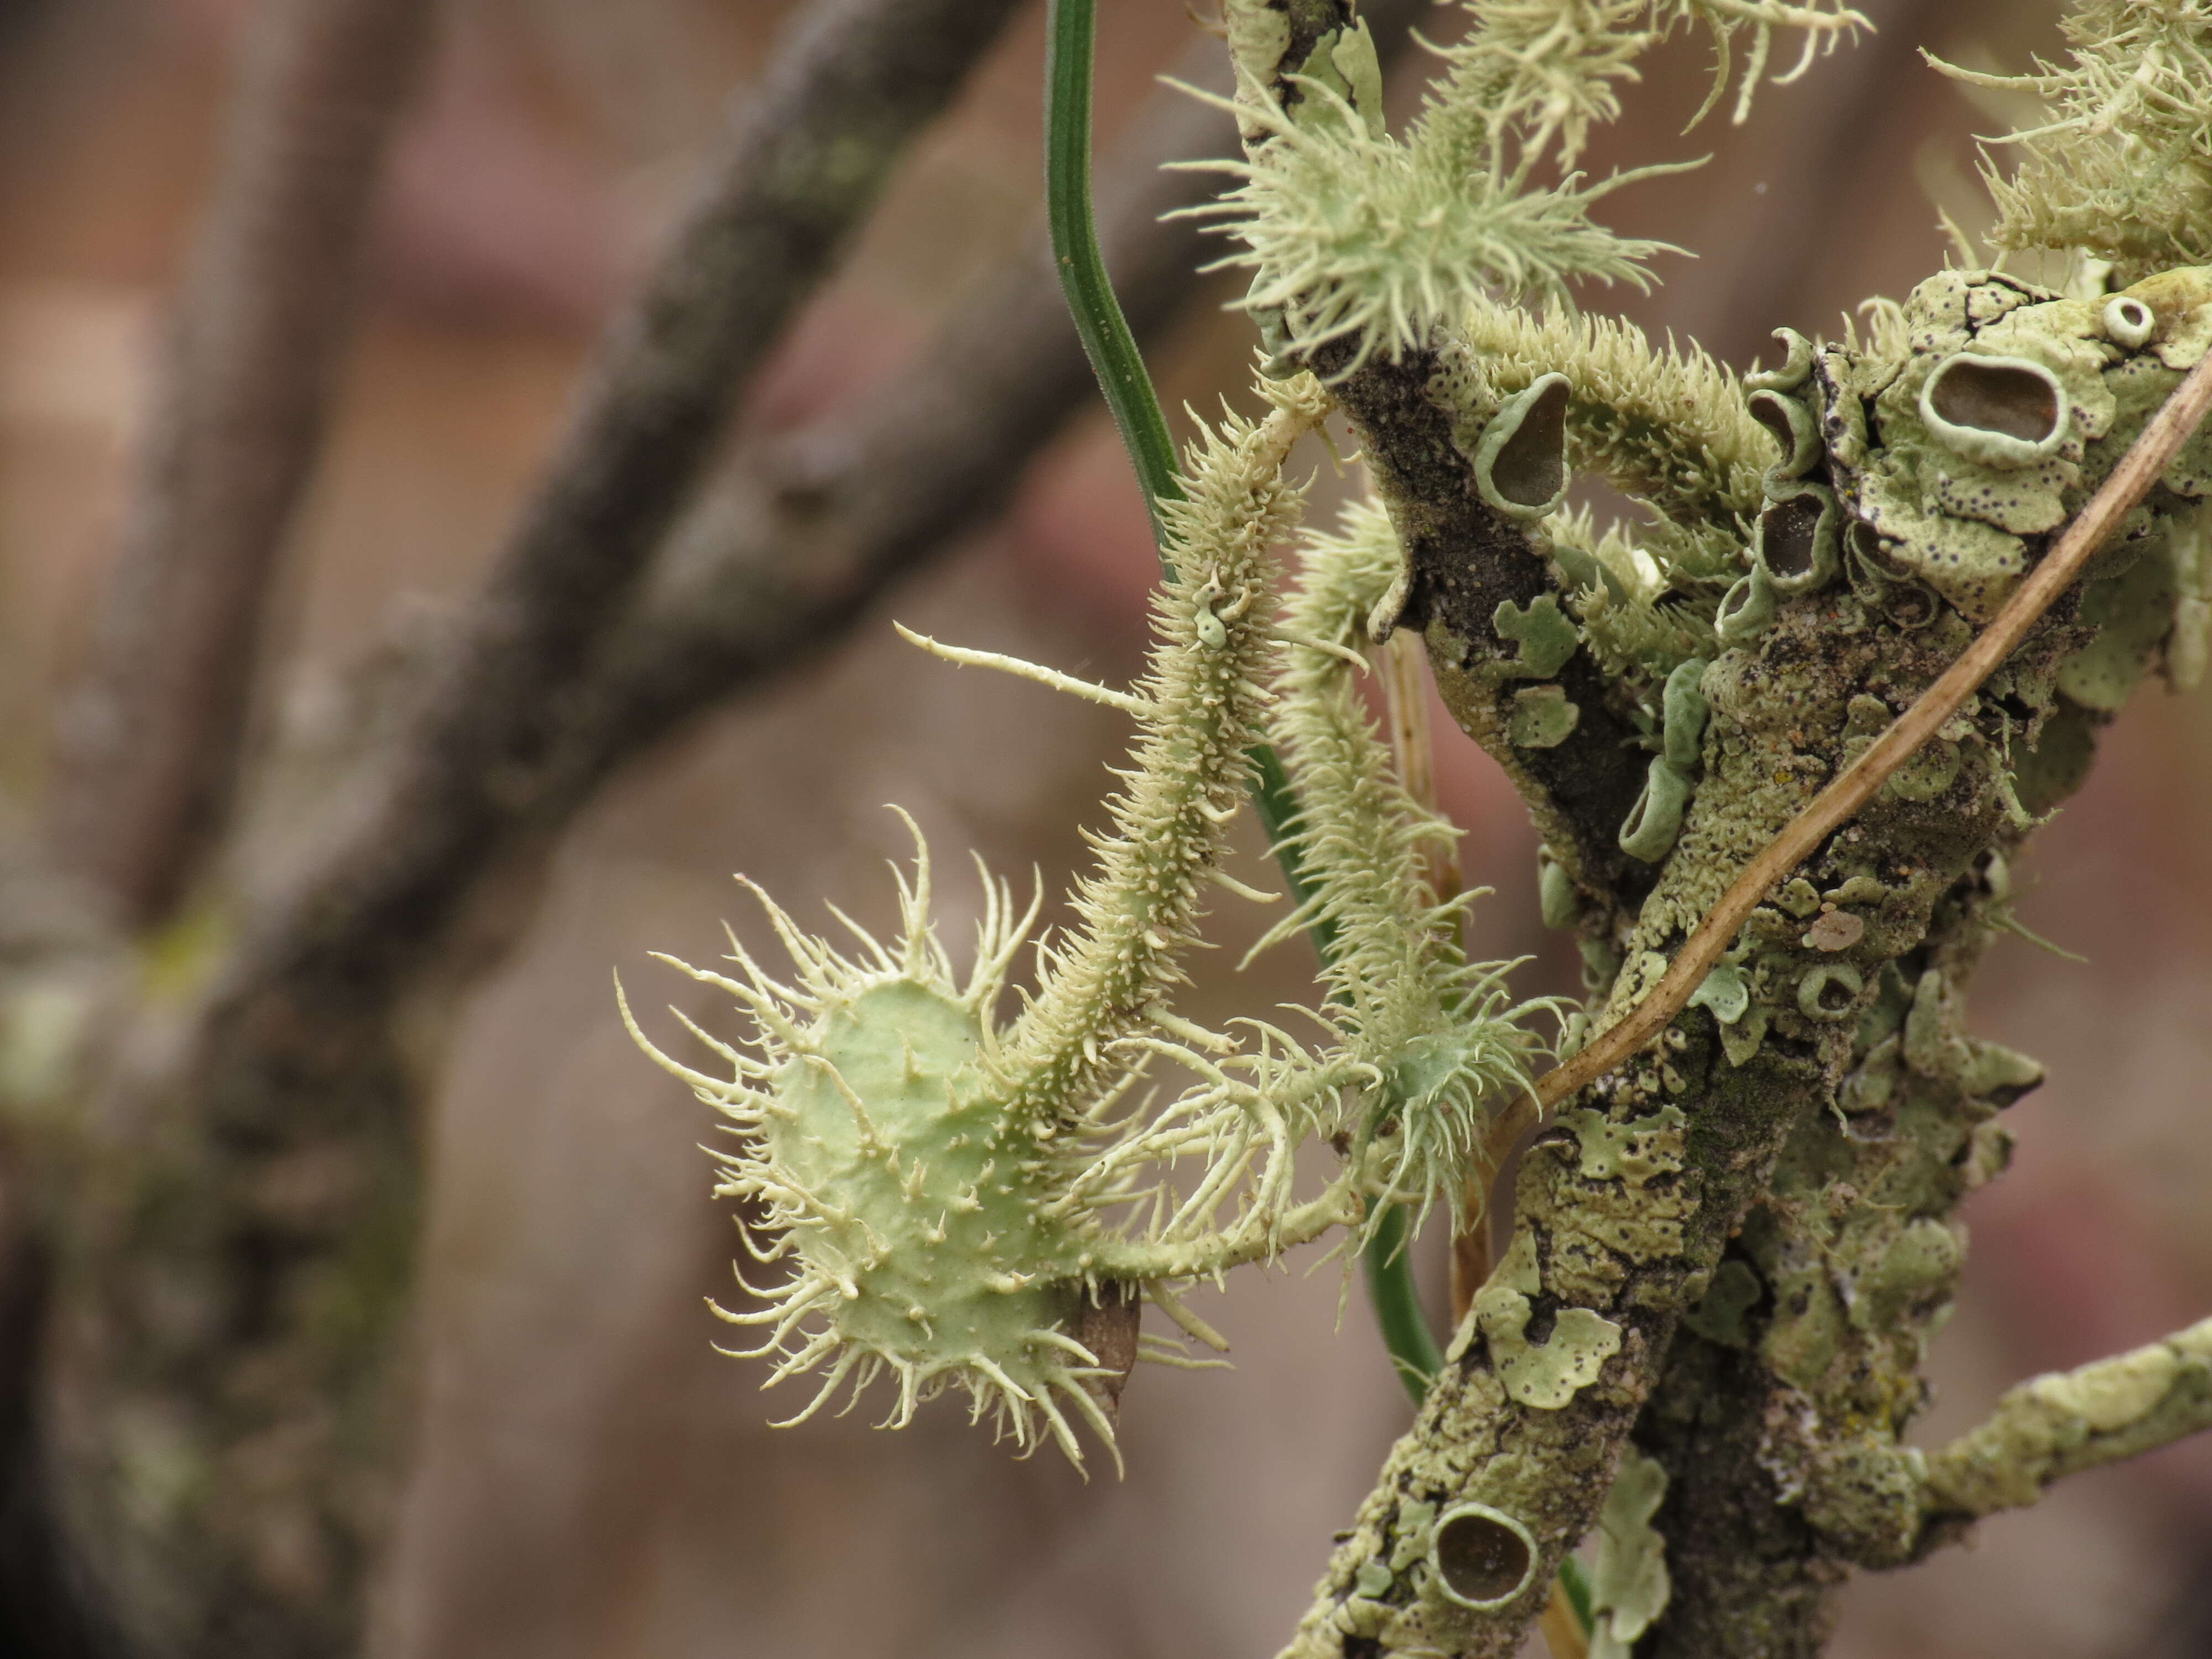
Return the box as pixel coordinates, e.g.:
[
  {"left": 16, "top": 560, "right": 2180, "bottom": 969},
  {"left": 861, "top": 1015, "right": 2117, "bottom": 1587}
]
[
  {"left": 622, "top": 381, "right": 1354, "bottom": 1467},
  {"left": 1190, "top": 0, "right": 1864, "bottom": 373},
  {"left": 1936, "top": 4, "right": 2212, "bottom": 281},
  {"left": 1588, "top": 1448, "right": 1672, "bottom": 1659},
  {"left": 1261, "top": 497, "right": 1556, "bottom": 1237},
  {"left": 621, "top": 375, "right": 1574, "bottom": 1467},
  {"left": 1924, "top": 1315, "right": 2212, "bottom": 1517},
  {"left": 1842, "top": 265, "right": 2212, "bottom": 622},
  {"left": 1468, "top": 1230, "right": 1625, "bottom": 1408},
  {"left": 1455, "top": 297, "right": 1775, "bottom": 533}
]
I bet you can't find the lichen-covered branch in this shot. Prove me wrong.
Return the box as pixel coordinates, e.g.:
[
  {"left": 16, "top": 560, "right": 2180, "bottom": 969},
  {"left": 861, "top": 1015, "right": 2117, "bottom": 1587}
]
[
  {"left": 1328, "top": 345, "right": 1657, "bottom": 901},
  {"left": 1228, "top": 15, "right": 2212, "bottom": 1636},
  {"left": 1457, "top": 272, "right": 2212, "bottom": 1659},
  {"left": 1636, "top": 901, "right": 2041, "bottom": 1655},
  {"left": 45, "top": 0, "right": 437, "bottom": 928},
  {"left": 1923, "top": 1316, "right": 2212, "bottom": 1522}
]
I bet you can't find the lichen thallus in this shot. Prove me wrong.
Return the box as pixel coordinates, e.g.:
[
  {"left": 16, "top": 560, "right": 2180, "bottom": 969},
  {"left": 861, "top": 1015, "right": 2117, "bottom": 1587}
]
[{"left": 620, "top": 0, "right": 1551, "bottom": 1467}]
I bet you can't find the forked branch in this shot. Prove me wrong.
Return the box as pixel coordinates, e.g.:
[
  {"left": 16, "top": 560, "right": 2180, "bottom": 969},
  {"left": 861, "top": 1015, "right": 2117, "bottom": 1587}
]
[{"left": 1486, "top": 346, "right": 2212, "bottom": 1163}]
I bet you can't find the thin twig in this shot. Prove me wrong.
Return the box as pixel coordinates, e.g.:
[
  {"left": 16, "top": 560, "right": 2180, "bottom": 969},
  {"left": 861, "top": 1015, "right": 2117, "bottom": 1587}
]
[
  {"left": 1485, "top": 348, "right": 2212, "bottom": 1160},
  {"left": 45, "top": 0, "right": 437, "bottom": 928},
  {"left": 1923, "top": 1312, "right": 2212, "bottom": 1520}
]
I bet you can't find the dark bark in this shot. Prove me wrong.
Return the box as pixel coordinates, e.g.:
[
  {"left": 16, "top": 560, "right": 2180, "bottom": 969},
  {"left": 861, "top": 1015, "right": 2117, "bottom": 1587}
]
[
  {"left": 0, "top": 1153, "right": 123, "bottom": 1659},
  {"left": 1636, "top": 1331, "right": 1841, "bottom": 1659},
  {"left": 1326, "top": 349, "right": 1655, "bottom": 900}
]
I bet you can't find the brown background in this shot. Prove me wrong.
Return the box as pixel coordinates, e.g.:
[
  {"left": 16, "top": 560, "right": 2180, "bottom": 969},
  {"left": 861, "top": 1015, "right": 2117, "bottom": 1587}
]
[{"left": 2, "top": 1, "right": 2208, "bottom": 1653}]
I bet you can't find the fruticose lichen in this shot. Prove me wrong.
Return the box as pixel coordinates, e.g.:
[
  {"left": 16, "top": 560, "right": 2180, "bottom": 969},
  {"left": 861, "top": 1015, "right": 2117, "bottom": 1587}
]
[
  {"left": 624, "top": 380, "right": 1345, "bottom": 1463},
  {"left": 622, "top": 2, "right": 2212, "bottom": 1650},
  {"left": 626, "top": 372, "right": 1558, "bottom": 1465}
]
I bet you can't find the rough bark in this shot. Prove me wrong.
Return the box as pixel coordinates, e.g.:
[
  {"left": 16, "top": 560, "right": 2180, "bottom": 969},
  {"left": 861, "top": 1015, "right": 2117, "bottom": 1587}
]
[{"left": 45, "top": 0, "right": 439, "bottom": 928}]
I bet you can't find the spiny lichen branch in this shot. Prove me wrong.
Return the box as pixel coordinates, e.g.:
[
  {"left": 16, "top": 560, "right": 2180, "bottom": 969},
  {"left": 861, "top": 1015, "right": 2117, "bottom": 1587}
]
[
  {"left": 1265, "top": 499, "right": 1554, "bottom": 1238},
  {"left": 1935, "top": 4, "right": 2212, "bottom": 279},
  {"left": 1188, "top": 0, "right": 1865, "bottom": 370}
]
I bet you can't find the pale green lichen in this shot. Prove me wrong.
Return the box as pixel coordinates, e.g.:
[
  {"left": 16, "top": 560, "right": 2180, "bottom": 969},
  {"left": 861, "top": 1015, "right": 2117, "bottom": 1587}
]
[
  {"left": 2058, "top": 531, "right": 2184, "bottom": 709},
  {"left": 2166, "top": 496, "right": 2212, "bottom": 688},
  {"left": 1840, "top": 265, "right": 2212, "bottom": 622},
  {"left": 1681, "top": 1257, "right": 1763, "bottom": 1346},
  {"left": 1509, "top": 684, "right": 1581, "bottom": 748},
  {"left": 1619, "top": 757, "right": 1694, "bottom": 862},
  {"left": 1925, "top": 1316, "right": 2212, "bottom": 1516},
  {"left": 1748, "top": 384, "right": 1823, "bottom": 483},
  {"left": 1470, "top": 1232, "right": 1626, "bottom": 1408},
  {"left": 1493, "top": 594, "right": 1582, "bottom": 677},
  {"left": 1547, "top": 508, "right": 1724, "bottom": 691},
  {"left": 1189, "top": 0, "right": 1863, "bottom": 372},
  {"left": 1430, "top": 1503, "right": 1541, "bottom": 1610},
  {"left": 1686, "top": 961, "right": 1750, "bottom": 1026},
  {"left": 1262, "top": 497, "right": 1556, "bottom": 1237},
  {"left": 1454, "top": 298, "right": 1773, "bottom": 530},
  {"left": 1715, "top": 560, "right": 1777, "bottom": 646},
  {"left": 1588, "top": 1447, "right": 1671, "bottom": 1659},
  {"left": 624, "top": 383, "right": 1378, "bottom": 1465},
  {"left": 1935, "top": 4, "right": 2212, "bottom": 282},
  {"left": 1568, "top": 1102, "right": 1689, "bottom": 1182},
  {"left": 1473, "top": 374, "right": 1573, "bottom": 519},
  {"left": 1755, "top": 479, "right": 1841, "bottom": 596}
]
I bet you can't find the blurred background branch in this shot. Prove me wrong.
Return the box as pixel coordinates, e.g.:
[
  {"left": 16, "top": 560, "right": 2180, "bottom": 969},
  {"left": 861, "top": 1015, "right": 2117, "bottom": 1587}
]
[{"left": 44, "top": 0, "right": 439, "bottom": 931}]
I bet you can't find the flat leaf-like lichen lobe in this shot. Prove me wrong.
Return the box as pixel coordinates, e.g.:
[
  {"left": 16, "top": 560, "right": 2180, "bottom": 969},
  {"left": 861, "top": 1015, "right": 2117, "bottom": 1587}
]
[{"left": 1850, "top": 267, "right": 2212, "bottom": 621}]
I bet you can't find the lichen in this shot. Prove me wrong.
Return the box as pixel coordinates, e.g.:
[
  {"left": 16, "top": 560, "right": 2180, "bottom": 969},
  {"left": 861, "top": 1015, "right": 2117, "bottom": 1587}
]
[
  {"left": 624, "top": 383, "right": 1392, "bottom": 1465},
  {"left": 1493, "top": 594, "right": 1582, "bottom": 678},
  {"left": 1837, "top": 266, "right": 2212, "bottom": 622},
  {"left": 1509, "top": 684, "right": 1582, "bottom": 748},
  {"left": 1470, "top": 1232, "right": 1627, "bottom": 1408},
  {"left": 1588, "top": 1447, "right": 1672, "bottom": 1659}
]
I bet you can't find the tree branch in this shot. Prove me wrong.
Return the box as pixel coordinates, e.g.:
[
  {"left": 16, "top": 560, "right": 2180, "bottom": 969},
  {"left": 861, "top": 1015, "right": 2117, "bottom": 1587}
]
[
  {"left": 194, "top": 0, "right": 1031, "bottom": 1101},
  {"left": 44, "top": 0, "right": 438, "bottom": 928},
  {"left": 0, "top": 1142, "right": 122, "bottom": 1659},
  {"left": 1509, "top": 347, "right": 2212, "bottom": 1144},
  {"left": 1328, "top": 347, "right": 1656, "bottom": 898},
  {"left": 1923, "top": 1315, "right": 2212, "bottom": 1523},
  {"left": 196, "top": 0, "right": 1433, "bottom": 1067},
  {"left": 51, "top": 2, "right": 1032, "bottom": 1648}
]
